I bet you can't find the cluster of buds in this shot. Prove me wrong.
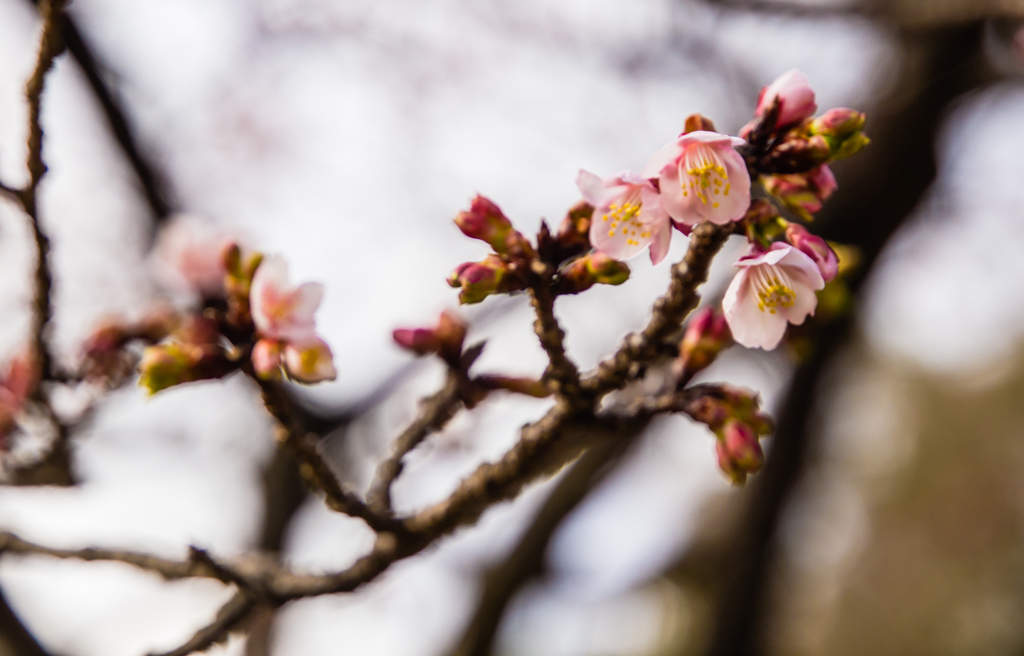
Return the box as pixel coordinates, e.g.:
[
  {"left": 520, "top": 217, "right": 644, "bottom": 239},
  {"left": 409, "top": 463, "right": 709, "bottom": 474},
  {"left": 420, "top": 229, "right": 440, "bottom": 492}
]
[
  {"left": 80, "top": 308, "right": 178, "bottom": 384},
  {"left": 138, "top": 316, "right": 233, "bottom": 394},
  {"left": 394, "top": 309, "right": 551, "bottom": 402},
  {"left": 676, "top": 307, "right": 731, "bottom": 379},
  {"left": 449, "top": 195, "right": 632, "bottom": 305},
  {"left": 685, "top": 385, "right": 774, "bottom": 485},
  {"left": 248, "top": 255, "right": 336, "bottom": 384}
]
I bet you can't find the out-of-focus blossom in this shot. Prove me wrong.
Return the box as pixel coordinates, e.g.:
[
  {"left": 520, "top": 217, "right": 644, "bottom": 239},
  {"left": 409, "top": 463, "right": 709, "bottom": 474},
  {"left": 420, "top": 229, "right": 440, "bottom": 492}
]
[
  {"left": 722, "top": 243, "right": 825, "bottom": 350},
  {"left": 250, "top": 255, "right": 323, "bottom": 344},
  {"left": 138, "top": 317, "right": 232, "bottom": 394},
  {"left": 393, "top": 310, "right": 467, "bottom": 364},
  {"left": 678, "top": 307, "right": 731, "bottom": 377},
  {"left": 555, "top": 250, "right": 630, "bottom": 295},
  {"left": 283, "top": 338, "right": 337, "bottom": 384},
  {"left": 761, "top": 164, "right": 837, "bottom": 220},
  {"left": 642, "top": 131, "right": 751, "bottom": 227},
  {"left": 152, "top": 214, "right": 236, "bottom": 299},
  {"left": 756, "top": 69, "right": 817, "bottom": 128},
  {"left": 809, "top": 108, "right": 866, "bottom": 139},
  {"left": 786, "top": 223, "right": 839, "bottom": 282},
  {"left": 251, "top": 338, "right": 284, "bottom": 379},
  {"left": 248, "top": 255, "right": 336, "bottom": 384},
  {"left": 577, "top": 170, "right": 671, "bottom": 264},
  {"left": 716, "top": 420, "right": 765, "bottom": 485}
]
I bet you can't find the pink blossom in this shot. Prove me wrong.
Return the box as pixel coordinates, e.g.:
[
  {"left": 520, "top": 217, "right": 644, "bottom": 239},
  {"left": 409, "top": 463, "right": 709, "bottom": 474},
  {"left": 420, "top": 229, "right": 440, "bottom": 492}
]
[
  {"left": 722, "top": 243, "right": 825, "bottom": 350},
  {"left": 756, "top": 69, "right": 817, "bottom": 128},
  {"left": 577, "top": 170, "right": 671, "bottom": 264},
  {"left": 251, "top": 338, "right": 284, "bottom": 378},
  {"left": 250, "top": 255, "right": 324, "bottom": 343},
  {"left": 785, "top": 223, "right": 838, "bottom": 282},
  {"left": 642, "top": 131, "right": 751, "bottom": 227},
  {"left": 284, "top": 338, "right": 337, "bottom": 383},
  {"left": 152, "top": 214, "right": 236, "bottom": 299}
]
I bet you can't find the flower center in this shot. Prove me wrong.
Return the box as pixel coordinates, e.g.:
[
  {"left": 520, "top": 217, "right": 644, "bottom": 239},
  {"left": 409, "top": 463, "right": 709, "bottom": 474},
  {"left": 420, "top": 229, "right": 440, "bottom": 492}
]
[
  {"left": 601, "top": 188, "right": 650, "bottom": 246},
  {"left": 681, "top": 144, "right": 730, "bottom": 209},
  {"left": 752, "top": 264, "right": 796, "bottom": 314}
]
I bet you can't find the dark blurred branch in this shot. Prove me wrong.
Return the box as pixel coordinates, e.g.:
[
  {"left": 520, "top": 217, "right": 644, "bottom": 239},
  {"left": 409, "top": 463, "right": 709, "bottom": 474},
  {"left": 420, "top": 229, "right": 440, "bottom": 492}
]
[
  {"left": 702, "top": 21, "right": 991, "bottom": 656},
  {"left": 148, "top": 591, "right": 254, "bottom": 656},
  {"left": 0, "top": 584, "right": 55, "bottom": 656},
  {"left": 26, "top": 0, "right": 173, "bottom": 223},
  {"left": 367, "top": 371, "right": 465, "bottom": 513},
  {"left": 448, "top": 431, "right": 643, "bottom": 656}
]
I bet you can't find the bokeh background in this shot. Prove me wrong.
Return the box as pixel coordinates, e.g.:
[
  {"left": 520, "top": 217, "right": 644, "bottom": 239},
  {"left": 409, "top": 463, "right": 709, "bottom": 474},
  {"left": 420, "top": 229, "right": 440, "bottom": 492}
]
[{"left": 0, "top": 0, "right": 1024, "bottom": 654}]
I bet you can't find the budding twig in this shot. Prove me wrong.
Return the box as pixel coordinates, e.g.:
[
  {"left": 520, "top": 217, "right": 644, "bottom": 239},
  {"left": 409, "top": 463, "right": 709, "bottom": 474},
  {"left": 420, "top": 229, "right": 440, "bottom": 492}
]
[
  {"left": 527, "top": 270, "right": 582, "bottom": 399},
  {"left": 367, "top": 371, "right": 466, "bottom": 513}
]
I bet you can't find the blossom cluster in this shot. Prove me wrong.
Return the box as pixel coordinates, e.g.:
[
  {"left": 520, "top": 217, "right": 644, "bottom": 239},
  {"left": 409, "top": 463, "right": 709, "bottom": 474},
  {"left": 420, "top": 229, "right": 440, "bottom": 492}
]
[{"left": 439, "top": 69, "right": 868, "bottom": 483}]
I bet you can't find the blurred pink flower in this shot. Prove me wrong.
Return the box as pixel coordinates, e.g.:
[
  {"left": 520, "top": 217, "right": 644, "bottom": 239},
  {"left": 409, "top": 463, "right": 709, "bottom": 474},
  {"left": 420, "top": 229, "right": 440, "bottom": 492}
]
[
  {"left": 251, "top": 338, "right": 284, "bottom": 379},
  {"left": 0, "top": 353, "right": 36, "bottom": 448},
  {"left": 152, "top": 214, "right": 236, "bottom": 299},
  {"left": 756, "top": 69, "right": 817, "bottom": 128},
  {"left": 284, "top": 338, "right": 337, "bottom": 383},
  {"left": 642, "top": 131, "right": 751, "bottom": 227},
  {"left": 250, "top": 255, "right": 323, "bottom": 344},
  {"left": 577, "top": 170, "right": 671, "bottom": 264},
  {"left": 722, "top": 243, "right": 824, "bottom": 350}
]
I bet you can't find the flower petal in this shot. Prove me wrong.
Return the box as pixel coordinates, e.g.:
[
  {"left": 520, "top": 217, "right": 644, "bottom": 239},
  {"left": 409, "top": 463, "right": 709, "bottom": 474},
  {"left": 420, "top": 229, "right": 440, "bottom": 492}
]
[
  {"left": 697, "top": 145, "right": 750, "bottom": 225},
  {"left": 723, "top": 269, "right": 788, "bottom": 350}
]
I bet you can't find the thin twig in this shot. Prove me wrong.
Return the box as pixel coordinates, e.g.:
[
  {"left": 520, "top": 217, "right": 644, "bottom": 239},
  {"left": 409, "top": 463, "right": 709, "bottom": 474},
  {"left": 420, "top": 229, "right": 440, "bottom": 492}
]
[
  {"left": 22, "top": 0, "right": 66, "bottom": 385},
  {"left": 254, "top": 377, "right": 405, "bottom": 534},
  {"left": 528, "top": 268, "right": 581, "bottom": 398},
  {"left": 147, "top": 591, "right": 254, "bottom": 656},
  {"left": 584, "top": 222, "right": 732, "bottom": 395},
  {"left": 367, "top": 371, "right": 465, "bottom": 513}
]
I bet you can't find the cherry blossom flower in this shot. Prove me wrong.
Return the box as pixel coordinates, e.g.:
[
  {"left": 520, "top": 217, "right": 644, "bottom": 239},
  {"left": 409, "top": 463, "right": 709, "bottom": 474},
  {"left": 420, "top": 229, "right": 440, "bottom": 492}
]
[
  {"left": 642, "top": 131, "right": 751, "bottom": 227},
  {"left": 756, "top": 69, "right": 817, "bottom": 128},
  {"left": 249, "top": 255, "right": 336, "bottom": 383},
  {"left": 577, "top": 170, "right": 671, "bottom": 264},
  {"left": 250, "top": 255, "right": 323, "bottom": 343},
  {"left": 722, "top": 243, "right": 825, "bottom": 350},
  {"left": 152, "top": 214, "right": 236, "bottom": 299}
]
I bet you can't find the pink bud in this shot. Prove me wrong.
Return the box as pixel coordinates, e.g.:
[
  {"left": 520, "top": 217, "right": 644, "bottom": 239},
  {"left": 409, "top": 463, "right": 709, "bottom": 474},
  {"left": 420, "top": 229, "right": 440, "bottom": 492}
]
[
  {"left": 809, "top": 108, "right": 866, "bottom": 138},
  {"left": 455, "top": 195, "right": 515, "bottom": 254},
  {"left": 447, "top": 255, "right": 514, "bottom": 305},
  {"left": 716, "top": 420, "right": 765, "bottom": 485},
  {"left": 756, "top": 69, "right": 817, "bottom": 128},
  {"left": 785, "top": 223, "right": 838, "bottom": 282},
  {"left": 678, "top": 307, "right": 731, "bottom": 376},
  {"left": 283, "top": 338, "right": 337, "bottom": 384},
  {"left": 393, "top": 328, "right": 441, "bottom": 356},
  {"left": 251, "top": 338, "right": 284, "bottom": 379}
]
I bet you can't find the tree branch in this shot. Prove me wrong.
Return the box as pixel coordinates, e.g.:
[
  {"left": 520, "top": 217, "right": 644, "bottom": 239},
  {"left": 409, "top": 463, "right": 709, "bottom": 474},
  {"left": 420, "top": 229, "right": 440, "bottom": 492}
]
[
  {"left": 147, "top": 591, "right": 254, "bottom": 656},
  {"left": 367, "top": 371, "right": 465, "bottom": 513}
]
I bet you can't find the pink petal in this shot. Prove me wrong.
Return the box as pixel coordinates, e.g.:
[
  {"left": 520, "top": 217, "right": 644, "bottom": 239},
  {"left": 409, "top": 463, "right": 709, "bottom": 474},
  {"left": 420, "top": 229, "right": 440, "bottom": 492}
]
[
  {"left": 576, "top": 169, "right": 608, "bottom": 206},
  {"left": 723, "top": 269, "right": 788, "bottom": 350},
  {"left": 695, "top": 145, "right": 750, "bottom": 225}
]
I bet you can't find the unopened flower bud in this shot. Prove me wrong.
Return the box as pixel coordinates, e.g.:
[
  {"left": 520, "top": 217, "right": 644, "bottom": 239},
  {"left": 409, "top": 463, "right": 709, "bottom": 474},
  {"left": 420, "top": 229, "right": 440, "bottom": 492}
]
[
  {"left": 448, "top": 255, "right": 520, "bottom": 304},
  {"left": 740, "top": 199, "right": 787, "bottom": 249},
  {"left": 830, "top": 131, "right": 870, "bottom": 161},
  {"left": 785, "top": 223, "right": 838, "bottom": 282},
  {"left": 138, "top": 343, "right": 212, "bottom": 394},
  {"left": 765, "top": 134, "right": 831, "bottom": 173},
  {"left": 541, "top": 201, "right": 593, "bottom": 264},
  {"left": 809, "top": 108, "right": 866, "bottom": 139},
  {"left": 756, "top": 69, "right": 817, "bottom": 129},
  {"left": 393, "top": 310, "right": 467, "bottom": 364},
  {"left": 678, "top": 308, "right": 731, "bottom": 377},
  {"left": 761, "top": 164, "right": 837, "bottom": 221},
  {"left": 455, "top": 195, "right": 516, "bottom": 254},
  {"left": 716, "top": 420, "right": 765, "bottom": 485},
  {"left": 683, "top": 113, "right": 717, "bottom": 134},
  {"left": 555, "top": 251, "right": 630, "bottom": 295},
  {"left": 283, "top": 338, "right": 337, "bottom": 384},
  {"left": 251, "top": 338, "right": 284, "bottom": 379}
]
